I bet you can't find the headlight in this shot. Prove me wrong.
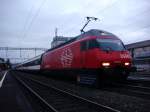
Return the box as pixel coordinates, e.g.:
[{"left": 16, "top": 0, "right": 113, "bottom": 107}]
[
  {"left": 102, "top": 62, "right": 110, "bottom": 67},
  {"left": 124, "top": 62, "right": 130, "bottom": 66}
]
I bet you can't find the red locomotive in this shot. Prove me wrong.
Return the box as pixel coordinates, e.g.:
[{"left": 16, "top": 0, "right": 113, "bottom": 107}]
[{"left": 15, "top": 29, "right": 132, "bottom": 85}]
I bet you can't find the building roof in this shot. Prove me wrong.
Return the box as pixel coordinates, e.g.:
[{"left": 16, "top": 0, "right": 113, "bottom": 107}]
[
  {"left": 125, "top": 40, "right": 150, "bottom": 49},
  {"left": 52, "top": 36, "right": 72, "bottom": 42}
]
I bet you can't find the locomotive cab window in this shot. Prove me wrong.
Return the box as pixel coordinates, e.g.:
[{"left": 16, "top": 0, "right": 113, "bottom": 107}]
[
  {"left": 88, "top": 39, "right": 99, "bottom": 49},
  {"left": 80, "top": 41, "right": 87, "bottom": 51},
  {"left": 97, "top": 39, "right": 125, "bottom": 51},
  {"left": 81, "top": 39, "right": 99, "bottom": 51}
]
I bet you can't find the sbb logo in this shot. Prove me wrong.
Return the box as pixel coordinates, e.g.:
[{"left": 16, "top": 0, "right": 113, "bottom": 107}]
[
  {"left": 120, "top": 54, "right": 130, "bottom": 58},
  {"left": 60, "top": 48, "right": 73, "bottom": 68}
]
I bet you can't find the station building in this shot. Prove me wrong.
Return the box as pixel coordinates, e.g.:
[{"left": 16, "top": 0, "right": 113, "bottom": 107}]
[
  {"left": 125, "top": 40, "right": 150, "bottom": 73},
  {"left": 51, "top": 36, "right": 73, "bottom": 48},
  {"left": 125, "top": 40, "right": 150, "bottom": 58}
]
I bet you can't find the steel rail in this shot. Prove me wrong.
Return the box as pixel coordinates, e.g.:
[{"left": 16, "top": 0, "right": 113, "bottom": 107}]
[
  {"left": 13, "top": 74, "right": 59, "bottom": 112},
  {"left": 19, "top": 74, "right": 120, "bottom": 112},
  {"left": 111, "top": 82, "right": 150, "bottom": 92},
  {"left": 104, "top": 82, "right": 150, "bottom": 99}
]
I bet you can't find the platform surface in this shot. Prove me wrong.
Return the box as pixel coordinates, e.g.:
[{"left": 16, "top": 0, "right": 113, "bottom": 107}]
[{"left": 0, "top": 71, "right": 33, "bottom": 112}]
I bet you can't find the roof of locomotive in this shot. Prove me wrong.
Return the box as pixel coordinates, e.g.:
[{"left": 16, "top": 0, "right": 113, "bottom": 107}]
[{"left": 46, "top": 29, "right": 119, "bottom": 52}]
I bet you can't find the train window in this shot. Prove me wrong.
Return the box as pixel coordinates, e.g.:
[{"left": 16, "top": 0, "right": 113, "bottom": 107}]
[
  {"left": 88, "top": 39, "right": 99, "bottom": 49},
  {"left": 81, "top": 40, "right": 99, "bottom": 51},
  {"left": 80, "top": 41, "right": 87, "bottom": 51},
  {"left": 97, "top": 39, "right": 125, "bottom": 51},
  {"left": 35, "top": 59, "right": 40, "bottom": 65}
]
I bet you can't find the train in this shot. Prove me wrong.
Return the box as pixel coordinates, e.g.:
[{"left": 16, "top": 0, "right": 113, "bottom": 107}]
[{"left": 15, "top": 29, "right": 133, "bottom": 85}]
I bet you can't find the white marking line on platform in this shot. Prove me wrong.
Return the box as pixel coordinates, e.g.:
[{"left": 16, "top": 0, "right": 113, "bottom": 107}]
[{"left": 0, "top": 71, "right": 8, "bottom": 88}]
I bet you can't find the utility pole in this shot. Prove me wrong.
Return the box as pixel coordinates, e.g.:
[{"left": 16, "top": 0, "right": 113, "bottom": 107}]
[
  {"left": 80, "top": 17, "right": 99, "bottom": 33},
  {"left": 55, "top": 28, "right": 58, "bottom": 37},
  {"left": 55, "top": 28, "right": 58, "bottom": 46}
]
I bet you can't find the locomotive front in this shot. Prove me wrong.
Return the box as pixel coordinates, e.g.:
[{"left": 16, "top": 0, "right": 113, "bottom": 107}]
[{"left": 96, "top": 38, "right": 132, "bottom": 79}]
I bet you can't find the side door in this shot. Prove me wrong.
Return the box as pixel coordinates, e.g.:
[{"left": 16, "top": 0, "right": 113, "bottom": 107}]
[
  {"left": 86, "top": 39, "right": 99, "bottom": 68},
  {"left": 80, "top": 39, "right": 99, "bottom": 69},
  {"left": 80, "top": 40, "right": 88, "bottom": 69}
]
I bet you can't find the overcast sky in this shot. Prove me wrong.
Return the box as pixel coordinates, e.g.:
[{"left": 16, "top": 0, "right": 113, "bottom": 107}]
[{"left": 0, "top": 0, "right": 150, "bottom": 48}]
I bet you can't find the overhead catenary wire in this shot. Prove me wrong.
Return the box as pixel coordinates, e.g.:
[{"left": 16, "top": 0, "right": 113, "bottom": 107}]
[
  {"left": 21, "top": 4, "right": 34, "bottom": 38},
  {"left": 119, "top": 24, "right": 150, "bottom": 38},
  {"left": 97, "top": 0, "right": 120, "bottom": 15},
  {"left": 62, "top": 0, "right": 120, "bottom": 36},
  {"left": 23, "top": 0, "right": 47, "bottom": 38},
  {"left": 121, "top": 9, "right": 150, "bottom": 28}
]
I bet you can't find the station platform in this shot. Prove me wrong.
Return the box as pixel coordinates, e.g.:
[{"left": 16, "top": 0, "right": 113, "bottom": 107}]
[{"left": 0, "top": 71, "right": 33, "bottom": 112}]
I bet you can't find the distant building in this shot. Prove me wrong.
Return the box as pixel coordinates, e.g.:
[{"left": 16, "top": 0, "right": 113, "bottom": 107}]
[
  {"left": 125, "top": 40, "right": 150, "bottom": 58},
  {"left": 51, "top": 36, "right": 73, "bottom": 48},
  {"left": 125, "top": 40, "right": 150, "bottom": 73}
]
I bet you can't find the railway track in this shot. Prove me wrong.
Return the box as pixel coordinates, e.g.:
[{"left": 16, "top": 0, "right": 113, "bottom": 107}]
[
  {"left": 104, "top": 82, "right": 150, "bottom": 100},
  {"left": 126, "top": 79, "right": 150, "bottom": 88},
  {"left": 13, "top": 74, "right": 120, "bottom": 112},
  {"left": 112, "top": 82, "right": 150, "bottom": 92}
]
